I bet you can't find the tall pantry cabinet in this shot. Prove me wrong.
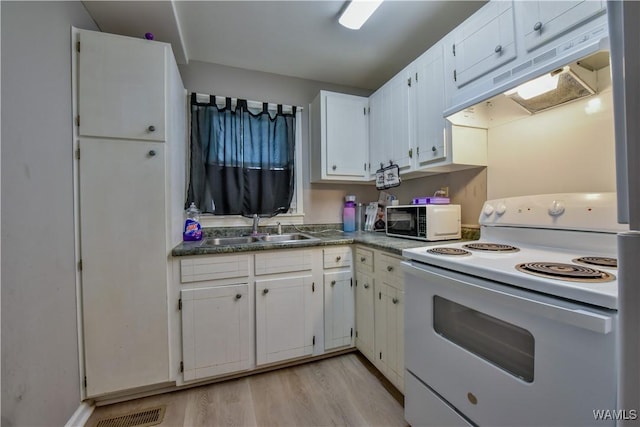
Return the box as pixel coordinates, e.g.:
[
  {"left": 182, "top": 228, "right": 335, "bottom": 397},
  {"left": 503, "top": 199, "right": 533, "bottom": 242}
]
[{"left": 73, "top": 28, "right": 186, "bottom": 397}]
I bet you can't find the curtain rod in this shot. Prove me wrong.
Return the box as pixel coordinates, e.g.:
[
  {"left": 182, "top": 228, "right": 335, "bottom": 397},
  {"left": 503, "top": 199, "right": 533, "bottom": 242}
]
[{"left": 193, "top": 92, "right": 303, "bottom": 111}]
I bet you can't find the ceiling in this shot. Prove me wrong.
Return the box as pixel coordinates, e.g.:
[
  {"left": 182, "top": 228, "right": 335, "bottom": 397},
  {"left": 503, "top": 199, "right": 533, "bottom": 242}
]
[{"left": 82, "top": 1, "right": 486, "bottom": 90}]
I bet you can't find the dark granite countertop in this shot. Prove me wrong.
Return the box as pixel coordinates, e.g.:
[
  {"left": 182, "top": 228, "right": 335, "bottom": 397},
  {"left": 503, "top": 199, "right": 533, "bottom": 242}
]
[{"left": 171, "top": 225, "right": 480, "bottom": 257}]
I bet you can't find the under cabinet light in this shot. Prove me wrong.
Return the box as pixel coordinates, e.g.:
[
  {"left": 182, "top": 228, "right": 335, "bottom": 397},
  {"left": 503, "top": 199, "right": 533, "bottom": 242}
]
[{"left": 339, "top": 0, "right": 384, "bottom": 30}]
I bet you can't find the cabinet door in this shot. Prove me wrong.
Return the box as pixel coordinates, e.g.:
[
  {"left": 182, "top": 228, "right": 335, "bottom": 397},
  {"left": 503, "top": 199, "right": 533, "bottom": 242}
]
[
  {"left": 255, "top": 275, "right": 314, "bottom": 365},
  {"left": 368, "top": 87, "right": 389, "bottom": 178},
  {"left": 355, "top": 271, "right": 375, "bottom": 362},
  {"left": 181, "top": 284, "right": 250, "bottom": 382},
  {"left": 78, "top": 29, "right": 166, "bottom": 141},
  {"left": 522, "top": 1, "right": 605, "bottom": 52},
  {"left": 374, "top": 281, "right": 390, "bottom": 378},
  {"left": 387, "top": 287, "right": 405, "bottom": 392},
  {"left": 324, "top": 271, "right": 354, "bottom": 350},
  {"left": 413, "top": 43, "right": 447, "bottom": 166},
  {"left": 325, "top": 93, "right": 369, "bottom": 179},
  {"left": 388, "top": 70, "right": 412, "bottom": 170},
  {"left": 80, "top": 139, "right": 168, "bottom": 397},
  {"left": 451, "top": 2, "right": 516, "bottom": 88}
]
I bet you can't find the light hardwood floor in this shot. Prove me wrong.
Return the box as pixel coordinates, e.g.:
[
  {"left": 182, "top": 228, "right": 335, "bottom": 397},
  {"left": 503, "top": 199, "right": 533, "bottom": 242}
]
[{"left": 85, "top": 353, "right": 409, "bottom": 427}]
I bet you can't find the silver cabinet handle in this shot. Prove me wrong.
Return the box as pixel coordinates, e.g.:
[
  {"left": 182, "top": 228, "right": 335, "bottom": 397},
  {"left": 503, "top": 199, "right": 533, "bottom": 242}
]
[
  {"left": 360, "top": 257, "right": 366, "bottom": 262},
  {"left": 263, "top": 289, "right": 269, "bottom": 295},
  {"left": 148, "top": 150, "right": 156, "bottom": 157},
  {"left": 331, "top": 280, "right": 336, "bottom": 286},
  {"left": 495, "top": 45, "right": 502, "bottom": 53},
  {"left": 148, "top": 125, "right": 156, "bottom": 132},
  {"left": 392, "top": 297, "right": 399, "bottom": 304},
  {"left": 336, "top": 256, "right": 341, "bottom": 262},
  {"left": 364, "top": 283, "right": 370, "bottom": 289},
  {"left": 534, "top": 21, "right": 543, "bottom": 31},
  {"left": 332, "top": 165, "right": 337, "bottom": 170},
  {"left": 387, "top": 266, "right": 394, "bottom": 272},
  {"left": 235, "top": 294, "right": 242, "bottom": 300},
  {"left": 432, "top": 146, "right": 437, "bottom": 152}
]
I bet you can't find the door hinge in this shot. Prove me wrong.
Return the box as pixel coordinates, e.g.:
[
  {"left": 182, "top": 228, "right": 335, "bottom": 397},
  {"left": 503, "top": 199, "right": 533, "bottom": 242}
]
[
  {"left": 355, "top": 280, "right": 358, "bottom": 287},
  {"left": 83, "top": 376, "right": 87, "bottom": 388},
  {"left": 312, "top": 282, "right": 315, "bottom": 292},
  {"left": 75, "top": 115, "right": 80, "bottom": 127},
  {"left": 452, "top": 43, "right": 456, "bottom": 56},
  {"left": 407, "top": 77, "right": 412, "bottom": 87},
  {"left": 180, "top": 361, "right": 184, "bottom": 373},
  {"left": 355, "top": 330, "right": 359, "bottom": 338},
  {"left": 379, "top": 351, "right": 383, "bottom": 360},
  {"left": 350, "top": 278, "right": 353, "bottom": 288},
  {"left": 77, "top": 259, "right": 83, "bottom": 271},
  {"left": 453, "top": 69, "right": 457, "bottom": 82},
  {"left": 77, "top": 41, "right": 81, "bottom": 53},
  {"left": 379, "top": 291, "right": 382, "bottom": 300},
  {"left": 409, "top": 148, "right": 413, "bottom": 158},
  {"left": 363, "top": 107, "right": 366, "bottom": 115},
  {"left": 75, "top": 147, "right": 80, "bottom": 160},
  {"left": 415, "top": 72, "right": 419, "bottom": 83},
  {"left": 178, "top": 299, "right": 182, "bottom": 310},
  {"left": 417, "top": 146, "right": 420, "bottom": 157},
  {"left": 364, "top": 163, "right": 367, "bottom": 171},
  {"left": 312, "top": 335, "right": 316, "bottom": 346},
  {"left": 350, "top": 328, "right": 353, "bottom": 337}
]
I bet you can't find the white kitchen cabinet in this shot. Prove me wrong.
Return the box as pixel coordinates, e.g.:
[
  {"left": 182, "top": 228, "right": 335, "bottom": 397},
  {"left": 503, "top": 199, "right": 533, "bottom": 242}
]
[
  {"left": 449, "top": 1, "right": 517, "bottom": 89},
  {"left": 324, "top": 271, "right": 354, "bottom": 350},
  {"left": 521, "top": 0, "right": 605, "bottom": 52},
  {"left": 255, "top": 275, "right": 315, "bottom": 365},
  {"left": 412, "top": 42, "right": 447, "bottom": 167},
  {"left": 354, "top": 263, "right": 375, "bottom": 361},
  {"left": 310, "top": 90, "right": 369, "bottom": 182},
  {"left": 77, "top": 29, "right": 166, "bottom": 141},
  {"left": 368, "top": 71, "right": 412, "bottom": 175},
  {"left": 75, "top": 28, "right": 186, "bottom": 397},
  {"left": 373, "top": 253, "right": 405, "bottom": 392},
  {"left": 180, "top": 284, "right": 251, "bottom": 382},
  {"left": 322, "top": 246, "right": 354, "bottom": 351}
]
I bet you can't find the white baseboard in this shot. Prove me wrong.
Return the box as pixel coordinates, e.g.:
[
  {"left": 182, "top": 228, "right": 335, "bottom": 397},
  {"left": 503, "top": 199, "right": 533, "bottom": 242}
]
[{"left": 65, "top": 402, "right": 94, "bottom": 427}]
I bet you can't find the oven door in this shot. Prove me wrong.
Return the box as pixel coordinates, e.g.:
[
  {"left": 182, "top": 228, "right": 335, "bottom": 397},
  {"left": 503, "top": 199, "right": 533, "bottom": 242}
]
[{"left": 403, "top": 261, "right": 617, "bottom": 427}]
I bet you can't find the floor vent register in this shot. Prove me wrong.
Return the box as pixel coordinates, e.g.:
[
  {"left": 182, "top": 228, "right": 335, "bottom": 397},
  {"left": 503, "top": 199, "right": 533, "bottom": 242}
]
[{"left": 94, "top": 405, "right": 166, "bottom": 427}]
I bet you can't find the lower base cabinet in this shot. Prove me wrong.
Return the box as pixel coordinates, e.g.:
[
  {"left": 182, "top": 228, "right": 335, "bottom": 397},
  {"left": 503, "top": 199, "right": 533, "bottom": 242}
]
[
  {"left": 324, "top": 271, "right": 355, "bottom": 350},
  {"left": 181, "top": 284, "right": 251, "bottom": 382},
  {"left": 255, "top": 275, "right": 315, "bottom": 365}
]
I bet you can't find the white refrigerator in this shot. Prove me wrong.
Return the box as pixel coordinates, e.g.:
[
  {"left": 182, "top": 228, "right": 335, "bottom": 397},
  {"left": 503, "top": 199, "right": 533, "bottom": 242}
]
[{"left": 608, "top": 1, "right": 640, "bottom": 424}]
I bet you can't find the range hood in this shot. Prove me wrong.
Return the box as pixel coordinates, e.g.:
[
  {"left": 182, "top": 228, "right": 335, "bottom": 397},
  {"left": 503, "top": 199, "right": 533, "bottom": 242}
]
[{"left": 447, "top": 51, "right": 611, "bottom": 129}]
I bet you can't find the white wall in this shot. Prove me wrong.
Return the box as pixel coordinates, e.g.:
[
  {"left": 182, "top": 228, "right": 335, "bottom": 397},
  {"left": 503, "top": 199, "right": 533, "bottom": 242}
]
[
  {"left": 487, "top": 89, "right": 616, "bottom": 199},
  {"left": 1, "top": 2, "right": 98, "bottom": 425}
]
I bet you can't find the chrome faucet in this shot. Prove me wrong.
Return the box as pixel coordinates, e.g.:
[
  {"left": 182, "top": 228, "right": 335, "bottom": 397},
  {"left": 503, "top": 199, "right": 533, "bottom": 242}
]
[{"left": 252, "top": 214, "right": 259, "bottom": 235}]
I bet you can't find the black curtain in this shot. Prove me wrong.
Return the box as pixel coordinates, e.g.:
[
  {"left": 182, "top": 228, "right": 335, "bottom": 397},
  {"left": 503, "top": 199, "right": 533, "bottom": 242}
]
[{"left": 186, "top": 94, "right": 296, "bottom": 216}]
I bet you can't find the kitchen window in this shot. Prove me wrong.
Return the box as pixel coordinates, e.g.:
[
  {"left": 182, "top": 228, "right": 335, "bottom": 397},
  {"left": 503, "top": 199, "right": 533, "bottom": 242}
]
[{"left": 186, "top": 94, "right": 303, "bottom": 226}]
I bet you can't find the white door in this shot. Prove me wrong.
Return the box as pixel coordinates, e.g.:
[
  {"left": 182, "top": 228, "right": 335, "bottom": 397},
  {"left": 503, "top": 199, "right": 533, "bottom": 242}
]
[
  {"left": 77, "top": 29, "right": 166, "bottom": 141},
  {"left": 388, "top": 69, "right": 412, "bottom": 170},
  {"left": 181, "top": 284, "right": 251, "bottom": 382},
  {"left": 80, "top": 138, "right": 168, "bottom": 397},
  {"left": 324, "top": 271, "right": 354, "bottom": 350},
  {"left": 413, "top": 43, "right": 447, "bottom": 166},
  {"left": 325, "top": 93, "right": 368, "bottom": 178},
  {"left": 368, "top": 87, "right": 389, "bottom": 178},
  {"left": 374, "top": 281, "right": 390, "bottom": 378},
  {"left": 255, "top": 275, "right": 314, "bottom": 365},
  {"left": 355, "top": 271, "right": 375, "bottom": 362}
]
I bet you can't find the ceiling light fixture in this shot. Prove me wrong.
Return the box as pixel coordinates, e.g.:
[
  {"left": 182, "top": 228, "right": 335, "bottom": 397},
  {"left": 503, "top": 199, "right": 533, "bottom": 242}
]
[{"left": 339, "top": 0, "right": 384, "bottom": 30}]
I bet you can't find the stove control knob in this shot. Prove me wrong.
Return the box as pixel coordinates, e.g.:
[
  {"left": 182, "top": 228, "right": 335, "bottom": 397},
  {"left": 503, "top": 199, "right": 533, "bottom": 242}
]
[
  {"left": 495, "top": 203, "right": 507, "bottom": 216},
  {"left": 548, "top": 200, "right": 565, "bottom": 216},
  {"left": 483, "top": 204, "right": 495, "bottom": 216}
]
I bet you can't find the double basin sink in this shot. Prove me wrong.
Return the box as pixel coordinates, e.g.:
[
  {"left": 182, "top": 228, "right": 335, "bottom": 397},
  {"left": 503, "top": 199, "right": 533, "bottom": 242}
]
[{"left": 202, "top": 233, "right": 320, "bottom": 247}]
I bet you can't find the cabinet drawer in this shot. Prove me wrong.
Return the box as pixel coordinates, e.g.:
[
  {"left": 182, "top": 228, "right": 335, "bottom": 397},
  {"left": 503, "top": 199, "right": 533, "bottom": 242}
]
[
  {"left": 255, "top": 249, "right": 313, "bottom": 275},
  {"left": 376, "top": 253, "right": 404, "bottom": 291},
  {"left": 181, "top": 255, "right": 250, "bottom": 283},
  {"left": 323, "top": 247, "right": 352, "bottom": 269},
  {"left": 355, "top": 247, "right": 374, "bottom": 274}
]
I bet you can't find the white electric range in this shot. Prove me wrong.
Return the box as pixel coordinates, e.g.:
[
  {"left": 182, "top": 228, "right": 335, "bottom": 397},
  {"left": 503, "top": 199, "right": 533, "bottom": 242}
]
[{"left": 402, "top": 193, "right": 628, "bottom": 427}]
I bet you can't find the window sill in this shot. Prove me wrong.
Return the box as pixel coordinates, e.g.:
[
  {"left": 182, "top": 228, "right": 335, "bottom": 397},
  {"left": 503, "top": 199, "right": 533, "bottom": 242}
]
[{"left": 200, "top": 213, "right": 305, "bottom": 228}]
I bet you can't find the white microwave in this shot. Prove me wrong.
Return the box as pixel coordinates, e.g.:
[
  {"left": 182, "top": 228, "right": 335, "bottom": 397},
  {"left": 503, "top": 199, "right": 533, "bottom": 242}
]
[{"left": 385, "top": 204, "right": 461, "bottom": 241}]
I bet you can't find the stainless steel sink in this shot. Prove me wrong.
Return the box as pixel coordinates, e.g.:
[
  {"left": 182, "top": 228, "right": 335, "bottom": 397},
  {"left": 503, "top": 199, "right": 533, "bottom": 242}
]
[
  {"left": 202, "top": 236, "right": 260, "bottom": 246},
  {"left": 259, "top": 233, "right": 319, "bottom": 243}
]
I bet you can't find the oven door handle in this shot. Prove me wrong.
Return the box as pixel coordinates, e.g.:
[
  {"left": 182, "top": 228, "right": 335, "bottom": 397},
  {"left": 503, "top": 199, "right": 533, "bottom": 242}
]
[{"left": 531, "top": 304, "right": 613, "bottom": 334}]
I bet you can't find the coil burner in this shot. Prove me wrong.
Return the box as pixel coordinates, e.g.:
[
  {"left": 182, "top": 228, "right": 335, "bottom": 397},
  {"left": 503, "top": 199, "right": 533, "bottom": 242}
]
[
  {"left": 573, "top": 257, "right": 618, "bottom": 269},
  {"left": 463, "top": 243, "right": 520, "bottom": 253},
  {"left": 516, "top": 262, "right": 615, "bottom": 283},
  {"left": 427, "top": 247, "right": 471, "bottom": 256}
]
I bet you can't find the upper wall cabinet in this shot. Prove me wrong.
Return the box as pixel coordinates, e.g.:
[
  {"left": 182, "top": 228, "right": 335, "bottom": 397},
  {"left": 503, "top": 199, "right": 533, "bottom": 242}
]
[
  {"left": 78, "top": 30, "right": 166, "bottom": 141},
  {"left": 449, "top": 1, "right": 516, "bottom": 89},
  {"left": 310, "top": 91, "right": 369, "bottom": 183},
  {"left": 521, "top": 1, "right": 605, "bottom": 52},
  {"left": 368, "top": 70, "right": 412, "bottom": 178}
]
